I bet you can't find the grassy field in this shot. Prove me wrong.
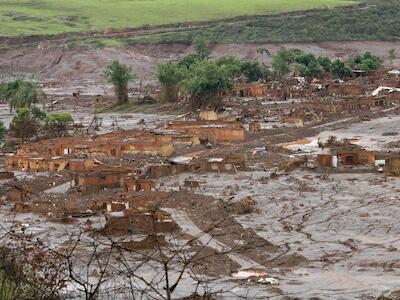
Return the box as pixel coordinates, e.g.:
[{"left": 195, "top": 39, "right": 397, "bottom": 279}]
[
  {"left": 0, "top": 0, "right": 356, "bottom": 37},
  {"left": 73, "top": 0, "right": 397, "bottom": 47}
]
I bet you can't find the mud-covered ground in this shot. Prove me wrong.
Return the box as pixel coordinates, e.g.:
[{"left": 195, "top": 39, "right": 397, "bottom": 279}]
[
  {"left": 1, "top": 41, "right": 400, "bottom": 89},
  {"left": 158, "top": 169, "right": 400, "bottom": 299}
]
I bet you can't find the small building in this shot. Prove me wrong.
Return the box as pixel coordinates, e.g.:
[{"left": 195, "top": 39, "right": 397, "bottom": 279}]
[{"left": 104, "top": 209, "right": 176, "bottom": 235}]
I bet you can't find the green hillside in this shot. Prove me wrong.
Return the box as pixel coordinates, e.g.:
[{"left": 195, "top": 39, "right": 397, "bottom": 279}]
[{"left": 0, "top": 0, "right": 356, "bottom": 37}]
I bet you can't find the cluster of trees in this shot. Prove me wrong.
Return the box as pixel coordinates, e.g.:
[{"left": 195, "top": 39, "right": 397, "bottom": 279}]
[
  {"left": 3, "top": 78, "right": 45, "bottom": 112},
  {"left": 347, "top": 52, "right": 383, "bottom": 72},
  {"left": 9, "top": 107, "right": 74, "bottom": 143},
  {"left": 0, "top": 79, "right": 74, "bottom": 144},
  {"left": 156, "top": 38, "right": 266, "bottom": 108},
  {"left": 271, "top": 48, "right": 383, "bottom": 79},
  {"left": 100, "top": 40, "right": 384, "bottom": 111}
]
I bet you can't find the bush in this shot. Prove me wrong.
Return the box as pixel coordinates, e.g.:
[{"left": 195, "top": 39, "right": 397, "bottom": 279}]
[
  {"left": 348, "top": 52, "right": 383, "bottom": 71},
  {"left": 183, "top": 60, "right": 232, "bottom": 109},
  {"left": 46, "top": 112, "right": 74, "bottom": 137},
  {"left": 330, "top": 59, "right": 352, "bottom": 79},
  {"left": 317, "top": 55, "right": 332, "bottom": 72},
  {"left": 216, "top": 56, "right": 242, "bottom": 79},
  {"left": 240, "top": 60, "right": 264, "bottom": 82},
  {"left": 156, "top": 61, "right": 186, "bottom": 102},
  {"left": 10, "top": 108, "right": 44, "bottom": 143}
]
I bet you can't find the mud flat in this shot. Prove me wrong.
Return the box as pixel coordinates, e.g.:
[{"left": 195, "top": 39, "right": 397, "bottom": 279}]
[{"left": 158, "top": 170, "right": 400, "bottom": 298}]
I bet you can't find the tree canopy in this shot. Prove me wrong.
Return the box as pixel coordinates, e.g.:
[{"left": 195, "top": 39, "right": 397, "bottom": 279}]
[
  {"left": 5, "top": 79, "right": 45, "bottom": 112},
  {"left": 9, "top": 107, "right": 45, "bottom": 143},
  {"left": 156, "top": 61, "right": 187, "bottom": 102},
  {"left": 330, "top": 59, "right": 352, "bottom": 79},
  {"left": 46, "top": 112, "right": 74, "bottom": 138},
  {"left": 182, "top": 60, "right": 232, "bottom": 109},
  {"left": 104, "top": 60, "right": 135, "bottom": 104}
]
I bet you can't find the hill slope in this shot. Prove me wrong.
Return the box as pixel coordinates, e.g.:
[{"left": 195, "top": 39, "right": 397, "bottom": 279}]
[{"left": 0, "top": 0, "right": 355, "bottom": 37}]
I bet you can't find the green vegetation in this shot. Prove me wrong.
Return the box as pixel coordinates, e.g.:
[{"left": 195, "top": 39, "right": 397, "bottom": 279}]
[
  {"left": 269, "top": 48, "right": 381, "bottom": 79},
  {"left": 98, "top": 0, "right": 398, "bottom": 45},
  {"left": 9, "top": 107, "right": 74, "bottom": 142},
  {"left": 271, "top": 48, "right": 323, "bottom": 78},
  {"left": 193, "top": 36, "right": 211, "bottom": 60},
  {"left": 104, "top": 60, "right": 135, "bottom": 105},
  {"left": 156, "top": 50, "right": 272, "bottom": 108},
  {"left": 46, "top": 112, "right": 74, "bottom": 137},
  {"left": 182, "top": 59, "right": 232, "bottom": 109},
  {"left": 347, "top": 52, "right": 383, "bottom": 71},
  {"left": 0, "top": 0, "right": 355, "bottom": 37},
  {"left": 240, "top": 61, "right": 265, "bottom": 83},
  {"left": 155, "top": 40, "right": 384, "bottom": 109},
  {"left": 9, "top": 107, "right": 45, "bottom": 143},
  {"left": 156, "top": 62, "right": 187, "bottom": 102},
  {"left": 330, "top": 60, "right": 352, "bottom": 78},
  {"left": 4, "top": 79, "right": 45, "bottom": 112}
]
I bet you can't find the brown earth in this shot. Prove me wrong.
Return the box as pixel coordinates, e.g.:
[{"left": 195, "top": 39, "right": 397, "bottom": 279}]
[{"left": 1, "top": 41, "right": 400, "bottom": 89}]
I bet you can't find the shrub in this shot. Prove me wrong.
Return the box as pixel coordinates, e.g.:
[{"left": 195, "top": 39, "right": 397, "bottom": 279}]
[{"left": 156, "top": 61, "right": 186, "bottom": 102}]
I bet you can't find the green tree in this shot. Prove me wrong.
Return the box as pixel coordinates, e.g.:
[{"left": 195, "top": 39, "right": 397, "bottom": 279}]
[
  {"left": 294, "top": 53, "right": 316, "bottom": 66},
  {"left": 241, "top": 61, "right": 264, "bottom": 82},
  {"left": 0, "top": 121, "right": 5, "bottom": 143},
  {"left": 177, "top": 53, "right": 201, "bottom": 70},
  {"left": 9, "top": 108, "right": 45, "bottom": 143},
  {"left": 348, "top": 52, "right": 382, "bottom": 71},
  {"left": 193, "top": 36, "right": 211, "bottom": 60},
  {"left": 104, "top": 60, "right": 134, "bottom": 105},
  {"left": 330, "top": 59, "right": 352, "bottom": 79},
  {"left": 271, "top": 48, "right": 302, "bottom": 78},
  {"left": 216, "top": 56, "right": 242, "bottom": 79},
  {"left": 156, "top": 61, "right": 186, "bottom": 102},
  {"left": 46, "top": 112, "right": 74, "bottom": 138},
  {"left": 294, "top": 63, "right": 308, "bottom": 77},
  {"left": 5, "top": 79, "right": 45, "bottom": 112},
  {"left": 272, "top": 54, "right": 290, "bottom": 78},
  {"left": 183, "top": 60, "right": 232, "bottom": 109},
  {"left": 317, "top": 56, "right": 332, "bottom": 72}
]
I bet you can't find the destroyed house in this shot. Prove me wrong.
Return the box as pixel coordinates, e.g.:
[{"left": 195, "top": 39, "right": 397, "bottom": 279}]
[
  {"left": 104, "top": 209, "right": 176, "bottom": 235},
  {"left": 235, "top": 83, "right": 267, "bottom": 97},
  {"left": 165, "top": 121, "right": 245, "bottom": 142},
  {"left": 5, "top": 154, "right": 95, "bottom": 172},
  {"left": 73, "top": 169, "right": 134, "bottom": 193},
  {"left": 317, "top": 151, "right": 375, "bottom": 168},
  {"left": 193, "top": 153, "right": 246, "bottom": 173},
  {"left": 125, "top": 178, "right": 156, "bottom": 192},
  {"left": 338, "top": 151, "right": 375, "bottom": 166}
]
